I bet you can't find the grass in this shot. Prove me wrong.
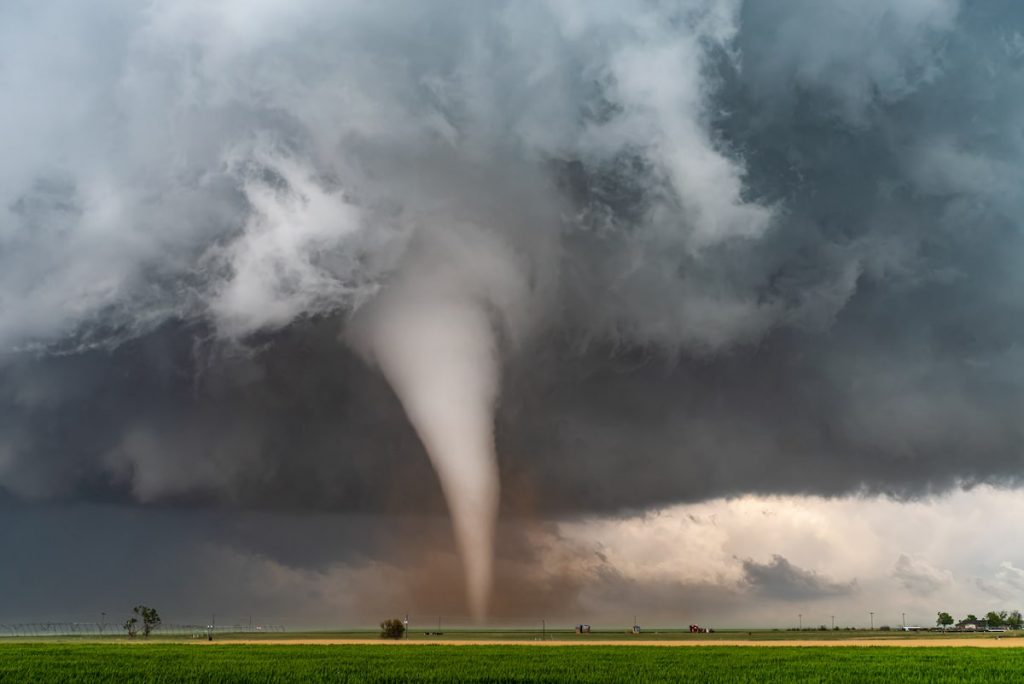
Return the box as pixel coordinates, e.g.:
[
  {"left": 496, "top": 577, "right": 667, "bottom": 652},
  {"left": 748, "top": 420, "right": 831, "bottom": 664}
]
[{"left": 3, "top": 643, "right": 1024, "bottom": 683}]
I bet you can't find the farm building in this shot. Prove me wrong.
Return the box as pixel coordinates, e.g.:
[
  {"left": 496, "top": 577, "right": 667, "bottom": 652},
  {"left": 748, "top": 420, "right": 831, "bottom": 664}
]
[{"left": 957, "top": 619, "right": 987, "bottom": 631}]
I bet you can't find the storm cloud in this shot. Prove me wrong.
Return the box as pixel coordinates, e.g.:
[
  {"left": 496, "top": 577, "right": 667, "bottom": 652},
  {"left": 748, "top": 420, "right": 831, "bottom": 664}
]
[
  {"left": 2, "top": 0, "right": 1024, "bottom": 621},
  {"left": 742, "top": 555, "right": 857, "bottom": 601}
]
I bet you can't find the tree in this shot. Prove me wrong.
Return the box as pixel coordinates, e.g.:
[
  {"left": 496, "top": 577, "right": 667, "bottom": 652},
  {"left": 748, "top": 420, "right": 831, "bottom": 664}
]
[
  {"left": 123, "top": 617, "right": 139, "bottom": 638},
  {"left": 966, "top": 614, "right": 978, "bottom": 622},
  {"left": 986, "top": 611, "right": 1004, "bottom": 628},
  {"left": 936, "top": 612, "right": 954, "bottom": 629},
  {"left": 380, "top": 618, "right": 406, "bottom": 639},
  {"left": 133, "top": 605, "right": 161, "bottom": 637},
  {"left": 1008, "top": 610, "right": 1022, "bottom": 629}
]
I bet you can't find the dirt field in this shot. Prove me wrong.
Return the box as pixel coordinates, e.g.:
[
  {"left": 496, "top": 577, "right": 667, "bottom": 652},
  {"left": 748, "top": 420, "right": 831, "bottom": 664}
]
[{"left": 209, "top": 637, "right": 1023, "bottom": 648}]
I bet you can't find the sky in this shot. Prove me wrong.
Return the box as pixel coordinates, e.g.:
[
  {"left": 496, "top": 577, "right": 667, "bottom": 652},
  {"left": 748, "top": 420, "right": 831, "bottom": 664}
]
[{"left": 2, "top": 0, "right": 1024, "bottom": 628}]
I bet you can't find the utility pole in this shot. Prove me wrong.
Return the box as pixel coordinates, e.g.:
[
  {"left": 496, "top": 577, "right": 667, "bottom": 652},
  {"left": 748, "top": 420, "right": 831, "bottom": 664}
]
[
  {"left": 869, "top": 612, "right": 874, "bottom": 630},
  {"left": 831, "top": 615, "right": 835, "bottom": 630},
  {"left": 798, "top": 613, "right": 802, "bottom": 630},
  {"left": 100, "top": 612, "right": 106, "bottom": 635},
  {"left": 902, "top": 613, "right": 906, "bottom": 630}
]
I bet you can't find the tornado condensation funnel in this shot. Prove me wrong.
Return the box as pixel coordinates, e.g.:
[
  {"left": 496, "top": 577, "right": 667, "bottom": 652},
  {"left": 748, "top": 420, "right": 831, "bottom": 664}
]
[{"left": 355, "top": 292, "right": 501, "bottom": 620}]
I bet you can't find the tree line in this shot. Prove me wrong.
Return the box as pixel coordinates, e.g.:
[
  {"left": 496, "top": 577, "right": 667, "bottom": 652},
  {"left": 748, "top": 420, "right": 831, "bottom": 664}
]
[{"left": 936, "top": 610, "right": 1022, "bottom": 628}]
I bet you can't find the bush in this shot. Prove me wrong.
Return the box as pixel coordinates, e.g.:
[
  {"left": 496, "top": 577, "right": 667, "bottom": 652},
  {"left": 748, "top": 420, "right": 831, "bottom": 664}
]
[{"left": 380, "top": 619, "right": 406, "bottom": 639}]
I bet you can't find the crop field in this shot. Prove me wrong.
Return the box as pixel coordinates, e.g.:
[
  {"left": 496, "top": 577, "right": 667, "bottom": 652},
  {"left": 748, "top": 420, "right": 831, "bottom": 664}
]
[{"left": 3, "top": 643, "right": 1024, "bottom": 683}]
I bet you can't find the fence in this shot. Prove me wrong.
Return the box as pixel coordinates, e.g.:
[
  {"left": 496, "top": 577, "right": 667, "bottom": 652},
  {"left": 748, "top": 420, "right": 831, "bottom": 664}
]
[{"left": 0, "top": 622, "right": 286, "bottom": 637}]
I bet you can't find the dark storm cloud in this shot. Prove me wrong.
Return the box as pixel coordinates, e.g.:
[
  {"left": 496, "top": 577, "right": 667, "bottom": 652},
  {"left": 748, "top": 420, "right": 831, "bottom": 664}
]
[
  {"left": 0, "top": 500, "right": 450, "bottom": 625},
  {"left": 742, "top": 555, "right": 857, "bottom": 600},
  {"left": 2, "top": 1, "right": 1024, "bottom": 520}
]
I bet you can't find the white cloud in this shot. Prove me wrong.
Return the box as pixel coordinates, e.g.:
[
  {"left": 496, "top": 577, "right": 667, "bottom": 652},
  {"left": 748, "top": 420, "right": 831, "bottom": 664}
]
[
  {"left": 0, "top": 0, "right": 780, "bottom": 356},
  {"left": 977, "top": 561, "right": 1024, "bottom": 601},
  {"left": 204, "top": 142, "right": 369, "bottom": 337},
  {"left": 552, "top": 487, "right": 1024, "bottom": 627},
  {"left": 891, "top": 554, "right": 953, "bottom": 595}
]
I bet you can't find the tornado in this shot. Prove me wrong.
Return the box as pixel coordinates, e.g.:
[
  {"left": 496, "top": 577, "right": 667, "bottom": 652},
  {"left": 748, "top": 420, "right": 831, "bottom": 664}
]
[{"left": 348, "top": 224, "right": 525, "bottom": 620}]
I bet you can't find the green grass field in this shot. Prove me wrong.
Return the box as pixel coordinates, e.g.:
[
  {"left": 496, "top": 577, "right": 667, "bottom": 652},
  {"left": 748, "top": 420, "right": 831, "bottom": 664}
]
[{"left": 3, "top": 643, "right": 1024, "bottom": 683}]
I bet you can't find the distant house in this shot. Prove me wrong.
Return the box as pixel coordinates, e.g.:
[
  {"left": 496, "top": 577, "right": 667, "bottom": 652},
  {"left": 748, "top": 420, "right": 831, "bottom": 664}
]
[
  {"left": 575, "top": 624, "right": 591, "bottom": 634},
  {"left": 957, "top": 619, "right": 988, "bottom": 631},
  {"left": 632, "top": 624, "right": 641, "bottom": 634}
]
